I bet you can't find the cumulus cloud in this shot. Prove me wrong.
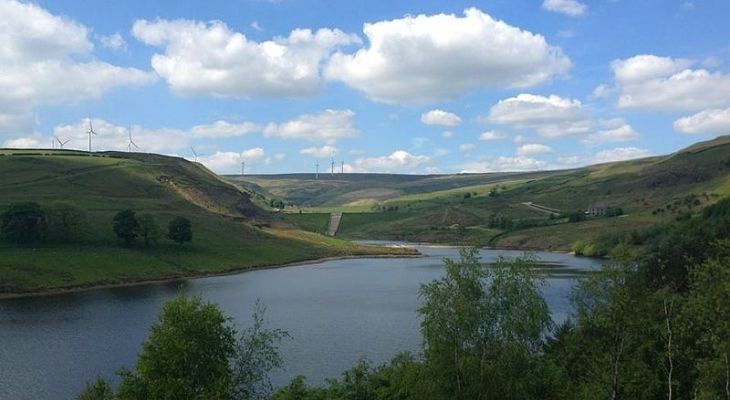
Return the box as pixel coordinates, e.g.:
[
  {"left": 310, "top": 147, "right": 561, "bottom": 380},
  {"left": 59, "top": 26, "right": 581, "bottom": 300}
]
[
  {"left": 189, "top": 120, "right": 259, "bottom": 138},
  {"left": 583, "top": 123, "right": 639, "bottom": 144},
  {"left": 325, "top": 8, "right": 571, "bottom": 103},
  {"left": 200, "top": 149, "right": 264, "bottom": 174},
  {"left": 52, "top": 118, "right": 190, "bottom": 153},
  {"left": 487, "top": 94, "right": 591, "bottom": 138},
  {"left": 99, "top": 33, "right": 127, "bottom": 51},
  {"left": 608, "top": 55, "right": 730, "bottom": 111},
  {"left": 132, "top": 18, "right": 358, "bottom": 98},
  {"left": 479, "top": 131, "right": 505, "bottom": 141},
  {"left": 300, "top": 145, "right": 338, "bottom": 158},
  {"left": 674, "top": 108, "right": 730, "bottom": 135},
  {"left": 517, "top": 143, "right": 553, "bottom": 156},
  {"left": 2, "top": 136, "right": 45, "bottom": 149},
  {"left": 459, "top": 143, "right": 476, "bottom": 153},
  {"left": 0, "top": 1, "right": 155, "bottom": 133},
  {"left": 263, "top": 109, "right": 358, "bottom": 143},
  {"left": 421, "top": 109, "right": 462, "bottom": 126},
  {"left": 542, "top": 0, "right": 588, "bottom": 16},
  {"left": 594, "top": 147, "right": 651, "bottom": 163},
  {"left": 351, "top": 150, "right": 430, "bottom": 173},
  {"left": 461, "top": 156, "right": 547, "bottom": 173}
]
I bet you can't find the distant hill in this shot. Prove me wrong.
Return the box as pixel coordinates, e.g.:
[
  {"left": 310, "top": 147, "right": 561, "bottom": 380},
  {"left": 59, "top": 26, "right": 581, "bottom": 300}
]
[
  {"left": 0, "top": 149, "right": 407, "bottom": 295},
  {"left": 233, "top": 136, "right": 730, "bottom": 252}
]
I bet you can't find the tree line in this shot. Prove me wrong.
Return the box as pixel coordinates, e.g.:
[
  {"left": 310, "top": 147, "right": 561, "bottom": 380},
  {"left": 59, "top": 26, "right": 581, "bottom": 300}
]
[
  {"left": 0, "top": 202, "right": 191, "bottom": 247},
  {"left": 78, "top": 198, "right": 730, "bottom": 399}
]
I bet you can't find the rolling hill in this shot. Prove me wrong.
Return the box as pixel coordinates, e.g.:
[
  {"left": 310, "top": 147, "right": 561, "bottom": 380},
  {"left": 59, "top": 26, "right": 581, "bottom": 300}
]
[
  {"left": 0, "top": 149, "right": 410, "bottom": 295},
  {"left": 232, "top": 136, "right": 730, "bottom": 252}
]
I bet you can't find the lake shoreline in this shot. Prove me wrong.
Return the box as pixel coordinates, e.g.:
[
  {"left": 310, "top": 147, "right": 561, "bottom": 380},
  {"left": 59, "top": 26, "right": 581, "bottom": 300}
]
[{"left": 0, "top": 252, "right": 423, "bottom": 300}]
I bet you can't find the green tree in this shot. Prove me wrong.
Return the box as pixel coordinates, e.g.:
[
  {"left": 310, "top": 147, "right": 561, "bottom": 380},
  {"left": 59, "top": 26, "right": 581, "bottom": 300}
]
[
  {"left": 117, "top": 294, "right": 237, "bottom": 399},
  {"left": 77, "top": 377, "right": 114, "bottom": 400},
  {"left": 0, "top": 201, "right": 47, "bottom": 244},
  {"left": 137, "top": 214, "right": 160, "bottom": 248},
  {"left": 232, "top": 301, "right": 290, "bottom": 400},
  {"left": 47, "top": 203, "right": 85, "bottom": 242},
  {"left": 685, "top": 241, "right": 730, "bottom": 399},
  {"left": 167, "top": 216, "right": 192, "bottom": 245},
  {"left": 112, "top": 209, "right": 139, "bottom": 246},
  {"left": 418, "top": 248, "right": 552, "bottom": 399}
]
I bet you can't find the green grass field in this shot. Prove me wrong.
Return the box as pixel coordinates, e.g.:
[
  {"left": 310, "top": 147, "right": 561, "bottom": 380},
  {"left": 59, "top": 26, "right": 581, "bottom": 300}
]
[
  {"left": 0, "top": 150, "right": 410, "bottom": 294},
  {"left": 235, "top": 136, "right": 730, "bottom": 251}
]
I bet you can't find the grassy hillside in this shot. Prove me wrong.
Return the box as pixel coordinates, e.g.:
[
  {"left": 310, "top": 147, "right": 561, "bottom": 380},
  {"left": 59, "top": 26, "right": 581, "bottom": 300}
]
[
  {"left": 237, "top": 136, "right": 730, "bottom": 252},
  {"left": 0, "top": 150, "right": 411, "bottom": 295}
]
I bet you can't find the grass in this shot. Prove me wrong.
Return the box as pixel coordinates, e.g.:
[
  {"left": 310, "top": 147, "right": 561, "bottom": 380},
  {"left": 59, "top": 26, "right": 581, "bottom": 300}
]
[
  {"left": 236, "top": 136, "right": 730, "bottom": 251},
  {"left": 0, "top": 151, "right": 407, "bottom": 294}
]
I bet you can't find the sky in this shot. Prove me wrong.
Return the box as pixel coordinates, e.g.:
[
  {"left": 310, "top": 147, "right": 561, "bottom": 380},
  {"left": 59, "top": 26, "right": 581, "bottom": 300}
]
[{"left": 2, "top": 0, "right": 730, "bottom": 174}]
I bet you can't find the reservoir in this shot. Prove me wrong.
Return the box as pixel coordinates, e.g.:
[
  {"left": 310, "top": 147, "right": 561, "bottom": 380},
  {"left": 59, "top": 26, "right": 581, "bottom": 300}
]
[{"left": 0, "top": 244, "right": 602, "bottom": 399}]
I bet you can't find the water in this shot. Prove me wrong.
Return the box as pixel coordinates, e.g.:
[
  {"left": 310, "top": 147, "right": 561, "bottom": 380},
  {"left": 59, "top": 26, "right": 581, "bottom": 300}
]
[{"left": 0, "top": 245, "right": 602, "bottom": 399}]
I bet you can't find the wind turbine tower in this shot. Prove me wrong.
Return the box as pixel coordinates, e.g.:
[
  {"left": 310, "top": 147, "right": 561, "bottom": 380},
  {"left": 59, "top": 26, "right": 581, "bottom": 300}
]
[
  {"left": 86, "top": 117, "right": 97, "bottom": 153},
  {"left": 315, "top": 161, "right": 319, "bottom": 180},
  {"left": 240, "top": 156, "right": 245, "bottom": 176},
  {"left": 54, "top": 136, "right": 70, "bottom": 149},
  {"left": 330, "top": 158, "right": 335, "bottom": 176},
  {"left": 127, "top": 127, "right": 139, "bottom": 153},
  {"left": 191, "top": 146, "right": 199, "bottom": 162},
  {"left": 341, "top": 160, "right": 344, "bottom": 174}
]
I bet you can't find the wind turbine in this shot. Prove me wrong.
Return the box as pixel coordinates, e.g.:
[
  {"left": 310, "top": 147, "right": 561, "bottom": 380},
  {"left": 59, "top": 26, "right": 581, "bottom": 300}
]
[
  {"left": 190, "top": 146, "right": 199, "bottom": 162},
  {"left": 127, "top": 127, "right": 139, "bottom": 153},
  {"left": 341, "top": 159, "right": 344, "bottom": 174},
  {"left": 86, "top": 117, "right": 97, "bottom": 153},
  {"left": 240, "top": 153, "right": 245, "bottom": 176},
  {"left": 315, "top": 161, "right": 319, "bottom": 180},
  {"left": 54, "top": 136, "right": 70, "bottom": 149},
  {"left": 331, "top": 158, "right": 335, "bottom": 176}
]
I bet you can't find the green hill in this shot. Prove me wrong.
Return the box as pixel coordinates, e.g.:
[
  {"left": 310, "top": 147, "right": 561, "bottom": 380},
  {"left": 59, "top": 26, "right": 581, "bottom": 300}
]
[
  {"left": 236, "top": 136, "right": 730, "bottom": 252},
  {"left": 0, "top": 149, "right": 409, "bottom": 295}
]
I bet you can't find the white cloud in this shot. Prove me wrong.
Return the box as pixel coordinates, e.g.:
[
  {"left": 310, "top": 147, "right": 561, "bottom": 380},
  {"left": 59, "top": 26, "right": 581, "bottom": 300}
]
[
  {"left": 594, "top": 147, "right": 651, "bottom": 163},
  {"left": 583, "top": 123, "right": 640, "bottom": 144},
  {"left": 250, "top": 21, "right": 263, "bottom": 32},
  {"left": 132, "top": 18, "right": 359, "bottom": 97},
  {"left": 674, "top": 108, "right": 730, "bottom": 135},
  {"left": 99, "top": 33, "right": 127, "bottom": 51},
  {"left": 300, "top": 145, "right": 338, "bottom": 158},
  {"left": 263, "top": 109, "right": 358, "bottom": 143},
  {"left": 459, "top": 143, "right": 476, "bottom": 153},
  {"left": 0, "top": 1, "right": 155, "bottom": 133},
  {"left": 189, "top": 120, "right": 259, "bottom": 138},
  {"left": 514, "top": 134, "right": 529, "bottom": 143},
  {"left": 557, "top": 155, "right": 584, "bottom": 165},
  {"left": 412, "top": 137, "right": 429, "bottom": 148},
  {"left": 609, "top": 55, "right": 730, "bottom": 111},
  {"left": 52, "top": 119, "right": 190, "bottom": 153},
  {"left": 441, "top": 131, "right": 455, "bottom": 139},
  {"left": 200, "top": 149, "right": 264, "bottom": 174},
  {"left": 479, "top": 131, "right": 505, "bottom": 141},
  {"left": 2, "top": 137, "right": 45, "bottom": 149},
  {"left": 488, "top": 94, "right": 591, "bottom": 138},
  {"left": 421, "top": 109, "right": 462, "bottom": 126},
  {"left": 351, "top": 150, "right": 430, "bottom": 173},
  {"left": 542, "top": 0, "right": 587, "bottom": 16},
  {"left": 461, "top": 156, "right": 546, "bottom": 173},
  {"left": 325, "top": 8, "right": 571, "bottom": 103},
  {"left": 274, "top": 152, "right": 286, "bottom": 161},
  {"left": 517, "top": 143, "right": 553, "bottom": 156}
]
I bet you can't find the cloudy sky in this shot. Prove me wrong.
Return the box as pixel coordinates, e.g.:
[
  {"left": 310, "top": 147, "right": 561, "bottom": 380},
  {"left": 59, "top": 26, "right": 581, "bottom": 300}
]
[{"left": 2, "top": 0, "right": 730, "bottom": 174}]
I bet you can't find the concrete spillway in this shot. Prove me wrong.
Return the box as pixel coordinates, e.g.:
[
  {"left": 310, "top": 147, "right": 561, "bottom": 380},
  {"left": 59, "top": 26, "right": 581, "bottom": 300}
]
[{"left": 327, "top": 212, "right": 342, "bottom": 236}]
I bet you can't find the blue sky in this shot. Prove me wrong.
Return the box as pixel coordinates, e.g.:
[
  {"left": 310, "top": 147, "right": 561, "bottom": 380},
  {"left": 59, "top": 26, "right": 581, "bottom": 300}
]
[{"left": 2, "top": 0, "right": 730, "bottom": 174}]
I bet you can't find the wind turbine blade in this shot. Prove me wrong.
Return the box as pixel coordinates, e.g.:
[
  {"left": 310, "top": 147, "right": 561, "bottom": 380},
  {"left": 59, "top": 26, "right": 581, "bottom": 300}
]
[{"left": 62, "top": 139, "right": 71, "bottom": 145}]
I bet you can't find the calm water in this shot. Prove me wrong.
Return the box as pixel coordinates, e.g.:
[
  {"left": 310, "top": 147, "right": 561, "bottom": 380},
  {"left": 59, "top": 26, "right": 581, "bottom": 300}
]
[{"left": 0, "top": 245, "right": 602, "bottom": 399}]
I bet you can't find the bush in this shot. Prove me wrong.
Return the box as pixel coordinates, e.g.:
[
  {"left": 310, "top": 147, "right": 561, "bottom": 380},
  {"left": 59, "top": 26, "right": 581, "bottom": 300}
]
[
  {"left": 168, "top": 216, "right": 192, "bottom": 245},
  {"left": 1, "top": 202, "right": 47, "bottom": 244},
  {"left": 47, "top": 203, "right": 85, "bottom": 242},
  {"left": 112, "top": 210, "right": 139, "bottom": 246}
]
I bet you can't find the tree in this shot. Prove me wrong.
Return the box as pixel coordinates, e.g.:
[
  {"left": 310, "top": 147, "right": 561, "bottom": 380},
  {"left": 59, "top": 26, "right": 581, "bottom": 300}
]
[
  {"left": 117, "top": 295, "right": 237, "bottom": 399},
  {"left": 231, "top": 301, "right": 290, "bottom": 400},
  {"left": 0, "top": 202, "right": 47, "bottom": 244},
  {"left": 418, "top": 248, "right": 552, "bottom": 399},
  {"left": 77, "top": 377, "right": 114, "bottom": 400},
  {"left": 167, "top": 216, "right": 192, "bottom": 245},
  {"left": 47, "top": 203, "right": 85, "bottom": 242},
  {"left": 137, "top": 214, "right": 160, "bottom": 248},
  {"left": 112, "top": 209, "right": 139, "bottom": 246}
]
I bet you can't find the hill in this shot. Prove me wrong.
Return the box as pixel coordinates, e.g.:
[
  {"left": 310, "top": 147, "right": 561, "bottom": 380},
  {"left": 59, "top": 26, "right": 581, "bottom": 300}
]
[
  {"left": 0, "top": 149, "right": 410, "bottom": 295},
  {"left": 233, "top": 136, "right": 730, "bottom": 252}
]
